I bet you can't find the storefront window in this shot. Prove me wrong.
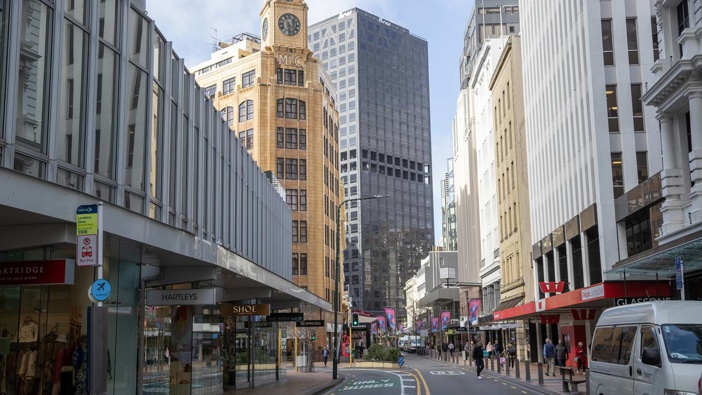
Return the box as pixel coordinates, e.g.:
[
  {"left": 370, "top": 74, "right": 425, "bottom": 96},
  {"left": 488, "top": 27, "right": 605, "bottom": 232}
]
[{"left": 16, "top": 0, "right": 53, "bottom": 154}]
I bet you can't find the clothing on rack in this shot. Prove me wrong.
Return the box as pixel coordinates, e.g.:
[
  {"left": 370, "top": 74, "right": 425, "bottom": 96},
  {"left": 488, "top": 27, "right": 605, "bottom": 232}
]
[{"left": 18, "top": 318, "right": 38, "bottom": 343}]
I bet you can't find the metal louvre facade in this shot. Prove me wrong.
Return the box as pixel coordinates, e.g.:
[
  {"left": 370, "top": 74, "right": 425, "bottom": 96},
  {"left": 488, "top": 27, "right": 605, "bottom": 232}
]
[{"left": 0, "top": 0, "right": 292, "bottom": 278}]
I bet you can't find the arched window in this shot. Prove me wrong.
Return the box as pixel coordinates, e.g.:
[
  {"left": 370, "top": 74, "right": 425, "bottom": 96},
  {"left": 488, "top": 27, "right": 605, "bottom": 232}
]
[
  {"left": 239, "top": 100, "right": 253, "bottom": 122},
  {"left": 221, "top": 106, "right": 234, "bottom": 126}
]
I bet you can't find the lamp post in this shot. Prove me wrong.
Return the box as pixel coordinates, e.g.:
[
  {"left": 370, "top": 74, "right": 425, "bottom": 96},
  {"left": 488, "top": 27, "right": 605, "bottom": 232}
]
[{"left": 333, "top": 195, "right": 388, "bottom": 379}]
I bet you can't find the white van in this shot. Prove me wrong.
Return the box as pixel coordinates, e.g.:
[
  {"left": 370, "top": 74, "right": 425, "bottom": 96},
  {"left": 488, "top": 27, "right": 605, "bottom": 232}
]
[{"left": 589, "top": 301, "right": 702, "bottom": 395}]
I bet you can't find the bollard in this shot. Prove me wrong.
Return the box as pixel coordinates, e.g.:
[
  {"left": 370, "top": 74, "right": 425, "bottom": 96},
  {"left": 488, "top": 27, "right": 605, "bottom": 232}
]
[
  {"left": 505, "top": 358, "right": 510, "bottom": 375},
  {"left": 490, "top": 356, "right": 495, "bottom": 371},
  {"left": 561, "top": 368, "right": 570, "bottom": 392},
  {"left": 585, "top": 370, "right": 590, "bottom": 395},
  {"left": 497, "top": 357, "right": 502, "bottom": 373},
  {"left": 515, "top": 359, "right": 520, "bottom": 379},
  {"left": 537, "top": 362, "right": 544, "bottom": 385},
  {"left": 525, "top": 359, "right": 531, "bottom": 381}
]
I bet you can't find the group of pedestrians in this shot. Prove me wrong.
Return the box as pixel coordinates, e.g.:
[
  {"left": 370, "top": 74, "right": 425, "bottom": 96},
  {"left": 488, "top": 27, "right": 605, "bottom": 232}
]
[{"left": 471, "top": 337, "right": 588, "bottom": 380}]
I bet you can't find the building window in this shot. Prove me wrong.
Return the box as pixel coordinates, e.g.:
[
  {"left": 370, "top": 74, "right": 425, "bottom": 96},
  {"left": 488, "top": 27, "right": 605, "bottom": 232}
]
[
  {"left": 292, "top": 220, "right": 298, "bottom": 242},
  {"left": 286, "top": 158, "right": 298, "bottom": 180},
  {"left": 286, "top": 128, "right": 298, "bottom": 149},
  {"left": 300, "top": 159, "right": 307, "bottom": 180},
  {"left": 300, "top": 189, "right": 307, "bottom": 211},
  {"left": 277, "top": 128, "right": 284, "bottom": 148},
  {"left": 606, "top": 85, "right": 619, "bottom": 132},
  {"left": 277, "top": 68, "right": 283, "bottom": 84},
  {"left": 285, "top": 98, "right": 298, "bottom": 119},
  {"left": 299, "top": 100, "right": 306, "bottom": 120},
  {"left": 651, "top": 17, "right": 660, "bottom": 61},
  {"left": 223, "top": 77, "right": 236, "bottom": 95},
  {"left": 631, "top": 84, "right": 644, "bottom": 131},
  {"left": 299, "top": 253, "right": 307, "bottom": 275},
  {"left": 612, "top": 153, "right": 624, "bottom": 198},
  {"left": 239, "top": 131, "right": 246, "bottom": 147},
  {"left": 276, "top": 99, "right": 284, "bottom": 118},
  {"left": 284, "top": 69, "right": 296, "bottom": 85},
  {"left": 602, "top": 20, "right": 614, "bottom": 65},
  {"left": 286, "top": 189, "right": 298, "bottom": 211},
  {"left": 246, "top": 129, "right": 253, "bottom": 149},
  {"left": 277, "top": 158, "right": 284, "bottom": 178},
  {"left": 299, "top": 129, "right": 307, "bottom": 150},
  {"left": 223, "top": 106, "right": 234, "bottom": 126},
  {"left": 298, "top": 70, "right": 304, "bottom": 87},
  {"left": 242, "top": 70, "right": 255, "bottom": 88},
  {"left": 678, "top": 0, "right": 690, "bottom": 56},
  {"left": 626, "top": 18, "right": 639, "bottom": 64},
  {"left": 239, "top": 100, "right": 253, "bottom": 122},
  {"left": 300, "top": 221, "right": 308, "bottom": 242},
  {"left": 637, "top": 152, "right": 648, "bottom": 183},
  {"left": 292, "top": 253, "right": 299, "bottom": 275},
  {"left": 204, "top": 84, "right": 216, "bottom": 100}
]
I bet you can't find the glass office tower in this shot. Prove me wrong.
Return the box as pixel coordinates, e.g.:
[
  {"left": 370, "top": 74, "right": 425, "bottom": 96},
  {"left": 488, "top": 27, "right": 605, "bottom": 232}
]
[{"left": 309, "top": 9, "right": 434, "bottom": 318}]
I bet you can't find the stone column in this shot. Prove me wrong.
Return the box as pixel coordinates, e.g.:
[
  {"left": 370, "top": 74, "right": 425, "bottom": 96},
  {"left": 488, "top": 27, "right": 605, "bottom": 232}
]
[
  {"left": 687, "top": 92, "right": 702, "bottom": 219},
  {"left": 659, "top": 115, "right": 685, "bottom": 235},
  {"left": 580, "top": 232, "right": 591, "bottom": 287}
]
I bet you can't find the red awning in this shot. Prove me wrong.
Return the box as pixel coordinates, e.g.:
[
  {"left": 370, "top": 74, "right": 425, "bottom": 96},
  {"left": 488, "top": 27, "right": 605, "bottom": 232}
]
[{"left": 492, "top": 281, "right": 670, "bottom": 321}]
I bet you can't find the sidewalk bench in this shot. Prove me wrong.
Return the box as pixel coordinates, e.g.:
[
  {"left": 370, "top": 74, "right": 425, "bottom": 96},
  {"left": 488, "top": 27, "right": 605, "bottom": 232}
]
[{"left": 559, "top": 366, "right": 585, "bottom": 393}]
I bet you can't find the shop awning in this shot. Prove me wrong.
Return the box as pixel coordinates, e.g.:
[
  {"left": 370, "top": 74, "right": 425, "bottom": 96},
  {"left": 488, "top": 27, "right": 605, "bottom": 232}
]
[
  {"left": 609, "top": 229, "right": 702, "bottom": 276},
  {"left": 491, "top": 281, "right": 671, "bottom": 322},
  {"left": 494, "top": 297, "right": 522, "bottom": 312}
]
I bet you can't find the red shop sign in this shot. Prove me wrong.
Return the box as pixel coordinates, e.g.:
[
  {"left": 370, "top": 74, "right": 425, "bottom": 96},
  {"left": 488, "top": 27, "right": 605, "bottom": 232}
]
[{"left": 0, "top": 260, "right": 75, "bottom": 286}]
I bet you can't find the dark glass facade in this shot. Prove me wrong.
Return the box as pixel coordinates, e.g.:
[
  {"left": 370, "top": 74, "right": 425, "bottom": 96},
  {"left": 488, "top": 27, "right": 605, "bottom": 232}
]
[{"left": 310, "top": 9, "right": 434, "bottom": 318}]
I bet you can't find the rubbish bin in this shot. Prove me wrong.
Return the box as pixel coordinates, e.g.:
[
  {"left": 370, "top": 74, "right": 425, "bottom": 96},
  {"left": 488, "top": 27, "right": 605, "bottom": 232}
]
[{"left": 352, "top": 350, "right": 358, "bottom": 359}]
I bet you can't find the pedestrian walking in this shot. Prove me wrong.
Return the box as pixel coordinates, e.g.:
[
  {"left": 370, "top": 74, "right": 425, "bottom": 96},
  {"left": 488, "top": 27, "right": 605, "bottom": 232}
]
[
  {"left": 494, "top": 340, "right": 503, "bottom": 357},
  {"left": 448, "top": 341, "right": 455, "bottom": 357},
  {"left": 543, "top": 338, "right": 556, "bottom": 376},
  {"left": 486, "top": 341, "right": 493, "bottom": 360},
  {"left": 506, "top": 343, "right": 516, "bottom": 368},
  {"left": 472, "top": 341, "right": 485, "bottom": 379},
  {"left": 555, "top": 339, "right": 569, "bottom": 368},
  {"left": 575, "top": 341, "right": 587, "bottom": 373},
  {"left": 322, "top": 346, "right": 329, "bottom": 367}
]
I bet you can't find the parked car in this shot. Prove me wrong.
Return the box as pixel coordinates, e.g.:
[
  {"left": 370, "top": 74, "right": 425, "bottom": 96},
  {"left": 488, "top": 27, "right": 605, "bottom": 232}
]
[{"left": 589, "top": 301, "right": 702, "bottom": 395}]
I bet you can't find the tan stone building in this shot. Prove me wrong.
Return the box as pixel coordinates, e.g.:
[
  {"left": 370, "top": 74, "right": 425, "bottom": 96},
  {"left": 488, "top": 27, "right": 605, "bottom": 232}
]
[
  {"left": 192, "top": 0, "right": 343, "bottom": 308},
  {"left": 489, "top": 36, "right": 534, "bottom": 360}
]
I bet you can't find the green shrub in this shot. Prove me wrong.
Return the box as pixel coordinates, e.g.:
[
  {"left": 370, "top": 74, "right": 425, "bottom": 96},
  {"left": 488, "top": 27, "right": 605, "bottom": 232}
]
[{"left": 363, "top": 344, "right": 400, "bottom": 362}]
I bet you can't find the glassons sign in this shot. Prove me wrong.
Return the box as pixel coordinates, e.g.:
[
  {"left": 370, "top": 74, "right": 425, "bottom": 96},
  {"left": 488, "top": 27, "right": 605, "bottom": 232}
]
[{"left": 0, "top": 260, "right": 75, "bottom": 286}]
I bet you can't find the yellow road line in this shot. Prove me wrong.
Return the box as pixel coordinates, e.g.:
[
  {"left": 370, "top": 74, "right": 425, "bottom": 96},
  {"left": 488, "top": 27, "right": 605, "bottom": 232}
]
[
  {"left": 405, "top": 371, "right": 421, "bottom": 395},
  {"left": 411, "top": 368, "right": 430, "bottom": 395}
]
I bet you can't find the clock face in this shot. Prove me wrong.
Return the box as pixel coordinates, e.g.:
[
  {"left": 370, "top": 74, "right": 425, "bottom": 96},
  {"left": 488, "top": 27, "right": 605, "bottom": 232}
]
[
  {"left": 278, "top": 13, "right": 301, "bottom": 36},
  {"left": 262, "top": 18, "right": 268, "bottom": 41}
]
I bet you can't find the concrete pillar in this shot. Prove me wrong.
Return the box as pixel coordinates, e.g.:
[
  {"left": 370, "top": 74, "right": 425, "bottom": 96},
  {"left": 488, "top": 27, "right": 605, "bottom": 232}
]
[
  {"left": 659, "top": 115, "right": 685, "bottom": 235},
  {"left": 688, "top": 92, "right": 702, "bottom": 219},
  {"left": 580, "top": 232, "right": 591, "bottom": 287}
]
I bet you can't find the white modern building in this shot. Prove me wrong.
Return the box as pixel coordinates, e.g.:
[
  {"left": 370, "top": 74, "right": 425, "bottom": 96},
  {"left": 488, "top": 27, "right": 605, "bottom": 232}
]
[
  {"left": 495, "top": 0, "right": 669, "bottom": 360},
  {"left": 473, "top": 37, "right": 509, "bottom": 314}
]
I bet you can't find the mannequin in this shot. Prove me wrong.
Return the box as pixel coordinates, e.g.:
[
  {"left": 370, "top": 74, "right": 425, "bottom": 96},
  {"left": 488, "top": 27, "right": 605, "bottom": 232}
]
[{"left": 54, "top": 334, "right": 72, "bottom": 395}]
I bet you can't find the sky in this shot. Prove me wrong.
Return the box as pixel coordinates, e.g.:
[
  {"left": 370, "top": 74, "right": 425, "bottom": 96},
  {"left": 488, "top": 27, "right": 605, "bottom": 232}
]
[{"left": 147, "top": 0, "right": 474, "bottom": 245}]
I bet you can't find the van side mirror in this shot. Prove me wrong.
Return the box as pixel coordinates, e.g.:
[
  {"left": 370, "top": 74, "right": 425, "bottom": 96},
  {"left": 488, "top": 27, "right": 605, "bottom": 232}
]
[{"left": 641, "top": 347, "right": 661, "bottom": 367}]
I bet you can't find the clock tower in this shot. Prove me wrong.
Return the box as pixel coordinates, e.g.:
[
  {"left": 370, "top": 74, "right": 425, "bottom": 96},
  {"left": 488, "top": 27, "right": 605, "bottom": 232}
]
[{"left": 260, "top": 0, "right": 309, "bottom": 50}]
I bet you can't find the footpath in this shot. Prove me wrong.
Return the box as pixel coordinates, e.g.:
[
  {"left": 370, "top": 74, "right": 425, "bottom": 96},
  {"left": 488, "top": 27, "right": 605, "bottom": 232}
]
[{"left": 222, "top": 361, "right": 345, "bottom": 395}]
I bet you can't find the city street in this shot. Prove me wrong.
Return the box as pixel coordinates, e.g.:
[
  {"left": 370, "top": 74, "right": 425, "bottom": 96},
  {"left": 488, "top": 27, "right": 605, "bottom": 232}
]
[{"left": 320, "top": 353, "right": 553, "bottom": 395}]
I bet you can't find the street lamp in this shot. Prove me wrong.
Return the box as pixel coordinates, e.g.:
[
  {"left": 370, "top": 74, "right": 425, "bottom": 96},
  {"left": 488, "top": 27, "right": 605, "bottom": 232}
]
[{"left": 333, "top": 194, "right": 388, "bottom": 379}]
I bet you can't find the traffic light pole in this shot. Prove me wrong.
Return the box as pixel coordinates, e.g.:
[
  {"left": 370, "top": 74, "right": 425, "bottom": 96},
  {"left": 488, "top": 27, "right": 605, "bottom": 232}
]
[
  {"left": 333, "top": 195, "right": 388, "bottom": 380},
  {"left": 350, "top": 313, "right": 354, "bottom": 366}
]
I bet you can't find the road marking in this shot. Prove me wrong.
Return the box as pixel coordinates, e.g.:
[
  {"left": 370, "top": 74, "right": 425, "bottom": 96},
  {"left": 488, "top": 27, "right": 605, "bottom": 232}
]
[
  {"left": 411, "top": 368, "right": 430, "bottom": 395},
  {"left": 429, "top": 371, "right": 464, "bottom": 375}
]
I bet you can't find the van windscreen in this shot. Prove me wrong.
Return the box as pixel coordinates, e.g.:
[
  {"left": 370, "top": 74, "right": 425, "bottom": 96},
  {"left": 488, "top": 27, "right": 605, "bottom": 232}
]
[{"left": 661, "top": 324, "right": 702, "bottom": 364}]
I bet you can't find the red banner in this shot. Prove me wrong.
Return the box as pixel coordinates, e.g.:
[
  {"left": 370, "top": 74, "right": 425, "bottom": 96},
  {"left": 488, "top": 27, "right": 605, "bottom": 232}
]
[{"left": 0, "top": 260, "right": 75, "bottom": 286}]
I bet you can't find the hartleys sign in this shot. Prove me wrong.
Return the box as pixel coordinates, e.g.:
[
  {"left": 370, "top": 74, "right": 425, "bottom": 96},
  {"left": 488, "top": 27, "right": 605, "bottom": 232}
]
[{"left": 0, "top": 260, "right": 75, "bottom": 286}]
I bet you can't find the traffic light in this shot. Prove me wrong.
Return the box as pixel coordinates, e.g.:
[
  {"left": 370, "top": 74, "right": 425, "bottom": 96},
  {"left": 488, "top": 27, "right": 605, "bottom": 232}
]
[
  {"left": 311, "top": 333, "right": 316, "bottom": 341},
  {"left": 352, "top": 313, "right": 359, "bottom": 326}
]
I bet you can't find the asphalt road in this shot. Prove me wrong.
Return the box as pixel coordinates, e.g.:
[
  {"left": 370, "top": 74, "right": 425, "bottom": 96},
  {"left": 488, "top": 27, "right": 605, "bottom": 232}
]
[{"left": 322, "top": 353, "right": 550, "bottom": 395}]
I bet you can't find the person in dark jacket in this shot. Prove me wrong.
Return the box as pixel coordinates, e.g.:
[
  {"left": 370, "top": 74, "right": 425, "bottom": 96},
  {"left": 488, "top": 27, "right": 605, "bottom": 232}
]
[
  {"left": 555, "top": 339, "right": 569, "bottom": 368},
  {"left": 472, "top": 341, "right": 485, "bottom": 379}
]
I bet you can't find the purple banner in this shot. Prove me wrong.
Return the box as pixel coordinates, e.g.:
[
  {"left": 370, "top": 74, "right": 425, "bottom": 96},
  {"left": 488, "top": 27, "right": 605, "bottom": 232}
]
[
  {"left": 384, "top": 307, "right": 396, "bottom": 332},
  {"left": 441, "top": 311, "right": 451, "bottom": 331},
  {"left": 370, "top": 321, "right": 378, "bottom": 334},
  {"left": 469, "top": 299, "right": 481, "bottom": 325},
  {"left": 416, "top": 319, "right": 422, "bottom": 334},
  {"left": 377, "top": 316, "right": 386, "bottom": 333},
  {"left": 431, "top": 317, "right": 439, "bottom": 333}
]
